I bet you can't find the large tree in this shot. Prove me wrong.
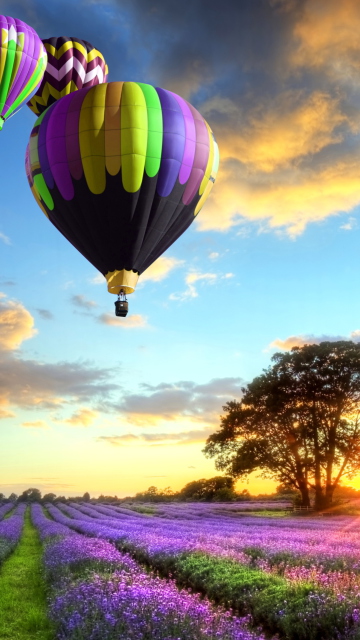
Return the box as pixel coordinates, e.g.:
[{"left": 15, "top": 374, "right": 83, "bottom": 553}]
[{"left": 203, "top": 342, "right": 360, "bottom": 510}]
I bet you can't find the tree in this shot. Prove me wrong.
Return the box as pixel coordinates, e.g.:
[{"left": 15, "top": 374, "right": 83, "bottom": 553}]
[
  {"left": 203, "top": 342, "right": 360, "bottom": 510},
  {"left": 83, "top": 492, "right": 90, "bottom": 502},
  {"left": 43, "top": 493, "right": 56, "bottom": 503},
  {"left": 8, "top": 493, "right": 18, "bottom": 502},
  {"left": 18, "top": 488, "right": 42, "bottom": 502},
  {"left": 179, "top": 476, "right": 235, "bottom": 501}
]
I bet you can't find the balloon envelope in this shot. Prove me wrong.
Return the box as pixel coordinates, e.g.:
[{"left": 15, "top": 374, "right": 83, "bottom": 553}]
[
  {"left": 25, "top": 81, "right": 219, "bottom": 294},
  {"left": 27, "top": 37, "right": 108, "bottom": 116},
  {"left": 0, "top": 16, "right": 47, "bottom": 129}
]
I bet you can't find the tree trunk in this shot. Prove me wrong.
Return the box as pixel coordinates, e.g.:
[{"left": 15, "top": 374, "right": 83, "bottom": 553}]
[
  {"left": 314, "top": 487, "right": 326, "bottom": 510},
  {"left": 312, "top": 404, "right": 323, "bottom": 510},
  {"left": 323, "top": 484, "right": 334, "bottom": 509},
  {"left": 298, "top": 480, "right": 311, "bottom": 507}
]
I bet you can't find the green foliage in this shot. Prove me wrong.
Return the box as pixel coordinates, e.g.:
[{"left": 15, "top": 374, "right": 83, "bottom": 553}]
[
  {"left": 18, "top": 488, "right": 42, "bottom": 503},
  {"left": 0, "top": 508, "right": 53, "bottom": 639},
  {"left": 179, "top": 476, "right": 236, "bottom": 501},
  {"left": 204, "top": 341, "right": 360, "bottom": 511},
  {"left": 174, "top": 553, "right": 284, "bottom": 609},
  {"left": 167, "top": 552, "right": 354, "bottom": 640}
]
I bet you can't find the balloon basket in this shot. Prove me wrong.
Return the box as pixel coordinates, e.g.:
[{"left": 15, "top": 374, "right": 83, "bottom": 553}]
[{"left": 115, "top": 290, "right": 128, "bottom": 317}]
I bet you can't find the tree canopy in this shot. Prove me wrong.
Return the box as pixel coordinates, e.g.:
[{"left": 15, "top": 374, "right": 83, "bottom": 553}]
[{"left": 203, "top": 341, "right": 360, "bottom": 510}]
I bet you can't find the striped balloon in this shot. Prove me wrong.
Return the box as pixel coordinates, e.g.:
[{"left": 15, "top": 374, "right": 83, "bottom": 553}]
[
  {"left": 25, "top": 82, "right": 219, "bottom": 296},
  {"left": 27, "top": 37, "right": 108, "bottom": 116},
  {"left": 0, "top": 16, "right": 47, "bottom": 129}
]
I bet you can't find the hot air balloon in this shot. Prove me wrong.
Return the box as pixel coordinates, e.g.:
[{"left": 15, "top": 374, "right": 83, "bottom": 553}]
[
  {"left": 27, "top": 36, "right": 108, "bottom": 116},
  {"left": 25, "top": 81, "right": 219, "bottom": 317},
  {"left": 0, "top": 16, "right": 47, "bottom": 130}
]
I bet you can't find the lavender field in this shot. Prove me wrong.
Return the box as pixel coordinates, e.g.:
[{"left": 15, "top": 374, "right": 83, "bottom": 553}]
[{"left": 1, "top": 501, "right": 360, "bottom": 639}]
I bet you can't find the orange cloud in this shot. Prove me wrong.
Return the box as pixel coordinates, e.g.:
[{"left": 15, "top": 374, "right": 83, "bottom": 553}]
[
  {"left": 0, "top": 408, "right": 15, "bottom": 419},
  {"left": 21, "top": 420, "right": 49, "bottom": 429},
  {"left": 207, "top": 91, "right": 349, "bottom": 173},
  {"left": 65, "top": 409, "right": 98, "bottom": 427},
  {"left": 270, "top": 335, "right": 321, "bottom": 350},
  {"left": 269, "top": 330, "right": 360, "bottom": 351},
  {"left": 0, "top": 296, "right": 36, "bottom": 350},
  {"left": 292, "top": 0, "right": 360, "bottom": 81},
  {"left": 196, "top": 151, "right": 360, "bottom": 237}
]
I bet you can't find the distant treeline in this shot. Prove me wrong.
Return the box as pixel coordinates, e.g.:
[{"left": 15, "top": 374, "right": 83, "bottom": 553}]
[{"left": 1, "top": 478, "right": 360, "bottom": 505}]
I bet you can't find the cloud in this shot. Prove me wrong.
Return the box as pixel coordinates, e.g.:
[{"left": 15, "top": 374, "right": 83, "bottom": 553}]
[
  {"left": 207, "top": 90, "right": 349, "bottom": 173},
  {"left": 209, "top": 252, "right": 219, "bottom": 260},
  {"left": 0, "top": 408, "right": 15, "bottom": 419},
  {"left": 21, "top": 420, "right": 49, "bottom": 429},
  {"left": 269, "top": 331, "right": 360, "bottom": 351},
  {"left": 29, "top": 477, "right": 60, "bottom": 481},
  {"left": 98, "top": 426, "right": 216, "bottom": 447},
  {"left": 109, "top": 377, "right": 244, "bottom": 425},
  {"left": 0, "top": 354, "right": 118, "bottom": 412},
  {"left": 90, "top": 273, "right": 106, "bottom": 285},
  {"left": 98, "top": 313, "right": 148, "bottom": 328},
  {"left": 36, "top": 309, "right": 54, "bottom": 320},
  {"left": 169, "top": 271, "right": 217, "bottom": 301},
  {"left": 71, "top": 295, "right": 98, "bottom": 310},
  {"left": 340, "top": 217, "right": 357, "bottom": 230},
  {"left": 0, "top": 297, "right": 37, "bottom": 350},
  {"left": 65, "top": 408, "right": 98, "bottom": 427},
  {"left": 0, "top": 232, "right": 10, "bottom": 245},
  {"left": 196, "top": 151, "right": 360, "bottom": 237},
  {"left": 291, "top": 0, "right": 360, "bottom": 84},
  {"left": 140, "top": 256, "right": 184, "bottom": 283}
]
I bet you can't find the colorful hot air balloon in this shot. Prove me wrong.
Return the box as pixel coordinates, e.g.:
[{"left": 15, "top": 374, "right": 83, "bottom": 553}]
[
  {"left": 0, "top": 16, "right": 47, "bottom": 130},
  {"left": 27, "top": 37, "right": 108, "bottom": 116},
  {"left": 25, "top": 81, "right": 219, "bottom": 316}
]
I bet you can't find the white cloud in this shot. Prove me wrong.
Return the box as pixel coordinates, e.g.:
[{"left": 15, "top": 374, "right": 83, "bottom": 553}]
[
  {"left": 169, "top": 271, "right": 217, "bottom": 301},
  {"left": 0, "top": 232, "right": 10, "bottom": 245},
  {"left": 90, "top": 273, "right": 105, "bottom": 285},
  {"left": 98, "top": 313, "right": 148, "bottom": 329},
  {"left": 340, "top": 217, "right": 357, "bottom": 230}
]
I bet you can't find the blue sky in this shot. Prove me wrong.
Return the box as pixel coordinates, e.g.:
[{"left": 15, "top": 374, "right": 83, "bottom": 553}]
[{"left": 1, "top": 0, "right": 360, "bottom": 497}]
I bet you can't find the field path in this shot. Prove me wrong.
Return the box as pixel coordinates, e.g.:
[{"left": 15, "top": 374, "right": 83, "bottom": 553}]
[{"left": 0, "top": 507, "right": 54, "bottom": 640}]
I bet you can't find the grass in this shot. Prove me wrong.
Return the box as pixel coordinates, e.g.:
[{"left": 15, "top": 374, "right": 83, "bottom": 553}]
[{"left": 0, "top": 507, "right": 54, "bottom": 640}]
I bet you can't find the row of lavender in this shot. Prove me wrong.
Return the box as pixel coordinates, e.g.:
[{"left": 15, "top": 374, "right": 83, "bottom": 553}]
[
  {"left": 32, "top": 503, "right": 265, "bottom": 640},
  {"left": 0, "top": 503, "right": 25, "bottom": 564},
  {"left": 44, "top": 501, "right": 360, "bottom": 639},
  {"left": 50, "top": 500, "right": 360, "bottom": 570}
]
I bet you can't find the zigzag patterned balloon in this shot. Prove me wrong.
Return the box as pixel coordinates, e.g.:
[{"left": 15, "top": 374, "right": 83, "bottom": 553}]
[
  {"left": 0, "top": 16, "right": 47, "bottom": 130},
  {"left": 27, "top": 36, "right": 108, "bottom": 116}
]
